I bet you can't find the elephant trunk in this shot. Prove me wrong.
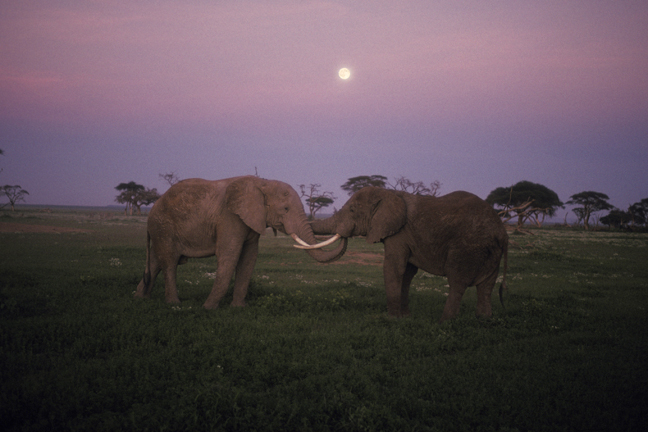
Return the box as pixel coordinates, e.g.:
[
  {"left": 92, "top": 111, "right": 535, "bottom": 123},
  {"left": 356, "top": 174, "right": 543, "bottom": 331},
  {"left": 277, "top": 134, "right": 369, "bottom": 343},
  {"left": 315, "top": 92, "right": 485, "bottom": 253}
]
[
  {"left": 310, "top": 215, "right": 338, "bottom": 236},
  {"left": 291, "top": 216, "right": 347, "bottom": 263}
]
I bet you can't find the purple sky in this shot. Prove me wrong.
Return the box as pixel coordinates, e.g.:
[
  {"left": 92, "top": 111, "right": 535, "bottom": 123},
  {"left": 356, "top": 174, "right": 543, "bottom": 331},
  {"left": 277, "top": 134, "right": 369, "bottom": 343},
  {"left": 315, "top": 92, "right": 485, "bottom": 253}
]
[{"left": 1, "top": 1, "right": 647, "bottom": 219}]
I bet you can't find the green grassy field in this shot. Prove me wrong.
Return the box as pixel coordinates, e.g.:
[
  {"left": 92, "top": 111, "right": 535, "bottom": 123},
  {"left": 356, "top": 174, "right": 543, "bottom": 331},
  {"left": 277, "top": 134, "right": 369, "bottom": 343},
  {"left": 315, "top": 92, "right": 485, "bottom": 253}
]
[{"left": 1, "top": 208, "right": 647, "bottom": 431}]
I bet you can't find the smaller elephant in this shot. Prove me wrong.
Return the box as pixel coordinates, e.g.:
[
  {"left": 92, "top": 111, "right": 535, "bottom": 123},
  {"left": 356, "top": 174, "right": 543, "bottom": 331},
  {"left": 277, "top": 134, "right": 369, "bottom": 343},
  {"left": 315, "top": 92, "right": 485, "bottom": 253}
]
[
  {"left": 135, "top": 176, "right": 346, "bottom": 309},
  {"left": 305, "top": 187, "right": 508, "bottom": 322}
]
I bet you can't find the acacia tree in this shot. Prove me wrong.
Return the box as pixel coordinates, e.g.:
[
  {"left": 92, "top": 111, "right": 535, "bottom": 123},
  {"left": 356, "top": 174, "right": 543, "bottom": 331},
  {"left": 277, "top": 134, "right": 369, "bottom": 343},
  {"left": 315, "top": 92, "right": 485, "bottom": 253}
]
[
  {"left": 159, "top": 172, "right": 181, "bottom": 187},
  {"left": 115, "top": 191, "right": 136, "bottom": 215},
  {"left": 572, "top": 208, "right": 586, "bottom": 226},
  {"left": 341, "top": 175, "right": 442, "bottom": 197},
  {"left": 115, "top": 185, "right": 160, "bottom": 215},
  {"left": 600, "top": 209, "right": 631, "bottom": 229},
  {"left": 566, "top": 191, "right": 613, "bottom": 230},
  {"left": 628, "top": 198, "right": 648, "bottom": 227},
  {"left": 133, "top": 188, "right": 161, "bottom": 215},
  {"left": 299, "top": 183, "right": 336, "bottom": 219},
  {"left": 1, "top": 185, "right": 29, "bottom": 211},
  {"left": 341, "top": 175, "right": 388, "bottom": 195},
  {"left": 115, "top": 181, "right": 144, "bottom": 215},
  {"left": 486, "top": 181, "right": 563, "bottom": 228},
  {"left": 388, "top": 176, "right": 442, "bottom": 196}
]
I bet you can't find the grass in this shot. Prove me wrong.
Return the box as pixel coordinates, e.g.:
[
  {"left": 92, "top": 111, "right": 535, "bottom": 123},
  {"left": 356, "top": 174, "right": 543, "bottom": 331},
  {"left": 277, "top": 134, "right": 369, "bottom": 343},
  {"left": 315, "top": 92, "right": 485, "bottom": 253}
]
[{"left": 1, "top": 208, "right": 647, "bottom": 431}]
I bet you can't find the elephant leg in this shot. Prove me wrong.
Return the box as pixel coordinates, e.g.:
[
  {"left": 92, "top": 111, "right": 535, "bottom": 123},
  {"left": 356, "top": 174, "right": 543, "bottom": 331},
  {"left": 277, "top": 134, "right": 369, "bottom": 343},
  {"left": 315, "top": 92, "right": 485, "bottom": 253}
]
[
  {"left": 163, "top": 263, "right": 181, "bottom": 304},
  {"left": 231, "top": 236, "right": 260, "bottom": 307},
  {"left": 135, "top": 265, "right": 161, "bottom": 298},
  {"left": 203, "top": 240, "right": 245, "bottom": 310},
  {"left": 400, "top": 262, "right": 418, "bottom": 317},
  {"left": 475, "top": 270, "right": 498, "bottom": 318},
  {"left": 382, "top": 246, "right": 410, "bottom": 317},
  {"left": 440, "top": 275, "right": 469, "bottom": 323},
  {"left": 135, "top": 249, "right": 162, "bottom": 298}
]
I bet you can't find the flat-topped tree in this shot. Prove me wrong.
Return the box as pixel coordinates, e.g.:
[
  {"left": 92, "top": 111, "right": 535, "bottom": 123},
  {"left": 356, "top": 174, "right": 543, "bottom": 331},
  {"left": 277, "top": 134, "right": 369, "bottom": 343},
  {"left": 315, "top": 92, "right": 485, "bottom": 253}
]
[
  {"left": 341, "top": 175, "right": 388, "bottom": 195},
  {"left": 567, "top": 191, "right": 613, "bottom": 230},
  {"left": 487, "top": 180, "right": 563, "bottom": 229},
  {"left": 1, "top": 185, "right": 29, "bottom": 211}
]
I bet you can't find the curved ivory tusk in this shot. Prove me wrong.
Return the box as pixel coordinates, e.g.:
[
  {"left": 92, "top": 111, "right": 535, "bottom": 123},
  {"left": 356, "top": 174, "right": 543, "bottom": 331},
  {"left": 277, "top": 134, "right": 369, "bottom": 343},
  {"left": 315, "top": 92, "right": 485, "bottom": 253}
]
[
  {"left": 292, "top": 234, "right": 342, "bottom": 250},
  {"left": 290, "top": 233, "right": 312, "bottom": 247}
]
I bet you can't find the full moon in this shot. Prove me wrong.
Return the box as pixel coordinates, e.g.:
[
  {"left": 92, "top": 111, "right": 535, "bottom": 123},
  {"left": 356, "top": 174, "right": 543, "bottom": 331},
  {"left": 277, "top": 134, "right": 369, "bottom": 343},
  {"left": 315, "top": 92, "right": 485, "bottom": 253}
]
[{"left": 338, "top": 68, "right": 350, "bottom": 80}]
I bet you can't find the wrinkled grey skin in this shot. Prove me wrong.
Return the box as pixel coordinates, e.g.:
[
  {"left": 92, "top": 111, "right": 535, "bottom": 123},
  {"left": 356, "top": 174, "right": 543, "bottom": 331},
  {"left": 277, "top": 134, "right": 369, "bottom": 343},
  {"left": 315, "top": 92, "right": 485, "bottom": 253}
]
[
  {"left": 311, "top": 187, "right": 508, "bottom": 322},
  {"left": 135, "top": 176, "right": 347, "bottom": 309}
]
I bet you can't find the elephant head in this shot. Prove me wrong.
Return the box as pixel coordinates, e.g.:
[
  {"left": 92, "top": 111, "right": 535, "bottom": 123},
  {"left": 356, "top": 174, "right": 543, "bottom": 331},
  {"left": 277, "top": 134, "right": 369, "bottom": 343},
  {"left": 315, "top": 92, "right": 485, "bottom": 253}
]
[
  {"left": 225, "top": 177, "right": 347, "bottom": 263},
  {"left": 308, "top": 187, "right": 407, "bottom": 246}
]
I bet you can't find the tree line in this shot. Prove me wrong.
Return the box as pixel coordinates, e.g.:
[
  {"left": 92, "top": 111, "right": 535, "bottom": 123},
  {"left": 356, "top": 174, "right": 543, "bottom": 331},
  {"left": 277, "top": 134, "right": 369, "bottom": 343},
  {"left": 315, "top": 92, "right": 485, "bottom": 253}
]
[
  {"left": 304, "top": 176, "right": 647, "bottom": 231},
  {"left": 1, "top": 150, "right": 641, "bottom": 228},
  {"left": 485, "top": 180, "right": 647, "bottom": 231}
]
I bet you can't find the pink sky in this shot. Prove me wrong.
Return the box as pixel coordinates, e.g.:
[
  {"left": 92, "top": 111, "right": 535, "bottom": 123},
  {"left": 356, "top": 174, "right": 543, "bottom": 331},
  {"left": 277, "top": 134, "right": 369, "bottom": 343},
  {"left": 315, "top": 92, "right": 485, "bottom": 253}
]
[{"left": 1, "top": 0, "right": 647, "bottom": 215}]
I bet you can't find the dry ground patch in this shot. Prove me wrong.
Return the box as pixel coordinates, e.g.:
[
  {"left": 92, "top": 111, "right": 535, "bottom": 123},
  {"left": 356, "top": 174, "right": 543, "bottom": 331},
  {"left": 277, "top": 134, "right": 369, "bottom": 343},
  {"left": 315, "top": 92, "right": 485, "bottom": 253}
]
[
  {"left": 0, "top": 221, "right": 91, "bottom": 233},
  {"left": 331, "top": 250, "right": 384, "bottom": 266}
]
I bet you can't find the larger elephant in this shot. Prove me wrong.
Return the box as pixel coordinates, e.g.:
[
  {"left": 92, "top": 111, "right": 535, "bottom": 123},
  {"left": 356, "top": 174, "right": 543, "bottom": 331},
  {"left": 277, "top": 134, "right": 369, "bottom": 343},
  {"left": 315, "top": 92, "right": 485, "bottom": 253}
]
[
  {"left": 135, "top": 176, "right": 347, "bottom": 309},
  {"left": 304, "top": 187, "right": 508, "bottom": 322}
]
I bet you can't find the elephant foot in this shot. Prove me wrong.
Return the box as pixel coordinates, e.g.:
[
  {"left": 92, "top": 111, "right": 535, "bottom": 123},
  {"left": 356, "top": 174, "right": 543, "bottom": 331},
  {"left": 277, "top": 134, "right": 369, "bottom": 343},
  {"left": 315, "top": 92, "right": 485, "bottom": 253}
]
[
  {"left": 475, "top": 304, "right": 493, "bottom": 318},
  {"left": 203, "top": 301, "right": 219, "bottom": 310},
  {"left": 166, "top": 297, "right": 181, "bottom": 305},
  {"left": 400, "top": 305, "right": 411, "bottom": 317},
  {"left": 439, "top": 311, "right": 458, "bottom": 323},
  {"left": 230, "top": 300, "right": 247, "bottom": 307},
  {"left": 134, "top": 281, "right": 151, "bottom": 298},
  {"left": 386, "top": 310, "right": 407, "bottom": 319},
  {"left": 387, "top": 304, "right": 401, "bottom": 317}
]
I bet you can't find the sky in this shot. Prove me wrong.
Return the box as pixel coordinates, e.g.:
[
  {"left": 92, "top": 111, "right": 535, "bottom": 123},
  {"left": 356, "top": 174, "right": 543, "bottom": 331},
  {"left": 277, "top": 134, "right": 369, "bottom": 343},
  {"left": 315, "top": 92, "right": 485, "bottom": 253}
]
[{"left": 1, "top": 0, "right": 647, "bottom": 220}]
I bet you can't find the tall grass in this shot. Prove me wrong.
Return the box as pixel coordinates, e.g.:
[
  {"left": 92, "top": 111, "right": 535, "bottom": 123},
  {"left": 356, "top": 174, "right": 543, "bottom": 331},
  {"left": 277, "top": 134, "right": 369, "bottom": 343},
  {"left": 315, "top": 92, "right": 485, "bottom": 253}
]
[{"left": 1, "top": 209, "right": 647, "bottom": 431}]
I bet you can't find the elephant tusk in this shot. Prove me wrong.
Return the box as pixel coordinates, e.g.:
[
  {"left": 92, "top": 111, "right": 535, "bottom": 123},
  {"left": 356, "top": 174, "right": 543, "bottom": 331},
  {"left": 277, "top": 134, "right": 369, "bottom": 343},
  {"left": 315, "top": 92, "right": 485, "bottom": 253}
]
[
  {"left": 290, "top": 233, "right": 312, "bottom": 247},
  {"left": 292, "top": 234, "right": 342, "bottom": 250}
]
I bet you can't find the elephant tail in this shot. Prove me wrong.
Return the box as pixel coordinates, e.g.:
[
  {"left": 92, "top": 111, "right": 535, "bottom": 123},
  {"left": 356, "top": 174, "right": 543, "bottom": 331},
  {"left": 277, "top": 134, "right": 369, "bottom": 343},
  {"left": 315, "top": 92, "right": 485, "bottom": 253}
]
[
  {"left": 498, "top": 238, "right": 508, "bottom": 308},
  {"left": 143, "top": 230, "right": 151, "bottom": 290}
]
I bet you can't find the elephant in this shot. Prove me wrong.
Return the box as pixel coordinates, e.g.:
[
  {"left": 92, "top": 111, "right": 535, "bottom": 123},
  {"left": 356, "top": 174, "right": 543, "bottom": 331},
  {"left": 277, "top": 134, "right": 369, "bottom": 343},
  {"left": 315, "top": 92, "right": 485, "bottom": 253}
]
[
  {"left": 303, "top": 187, "right": 508, "bottom": 322},
  {"left": 135, "top": 176, "right": 347, "bottom": 309}
]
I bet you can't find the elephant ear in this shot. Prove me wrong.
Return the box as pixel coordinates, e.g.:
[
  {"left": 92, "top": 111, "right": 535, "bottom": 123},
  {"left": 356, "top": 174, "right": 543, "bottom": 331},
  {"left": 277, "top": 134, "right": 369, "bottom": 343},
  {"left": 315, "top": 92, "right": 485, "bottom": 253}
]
[
  {"left": 366, "top": 190, "right": 407, "bottom": 244},
  {"left": 225, "top": 177, "right": 267, "bottom": 234}
]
